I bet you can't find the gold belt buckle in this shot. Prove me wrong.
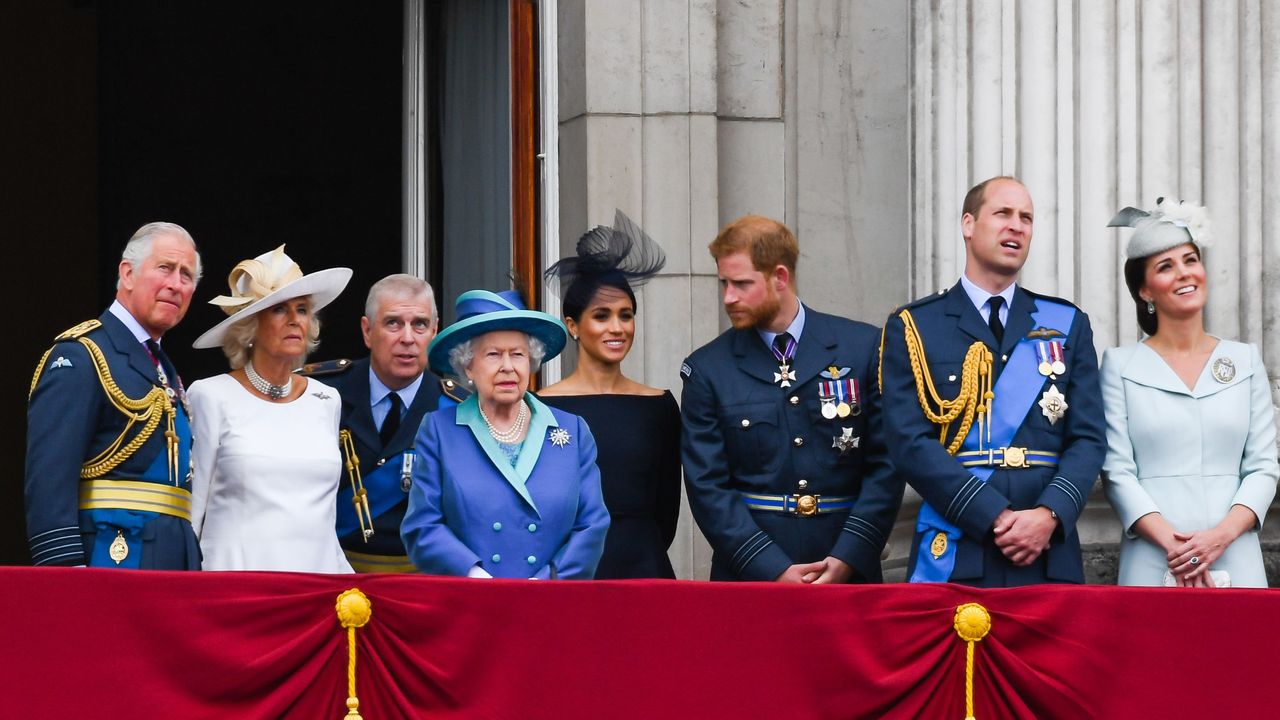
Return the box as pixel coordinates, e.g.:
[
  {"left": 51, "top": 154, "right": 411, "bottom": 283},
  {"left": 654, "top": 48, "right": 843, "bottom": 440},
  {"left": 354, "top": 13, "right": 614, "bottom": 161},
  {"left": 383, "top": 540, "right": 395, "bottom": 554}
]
[
  {"left": 1000, "top": 446, "right": 1028, "bottom": 468},
  {"left": 793, "top": 494, "right": 819, "bottom": 516}
]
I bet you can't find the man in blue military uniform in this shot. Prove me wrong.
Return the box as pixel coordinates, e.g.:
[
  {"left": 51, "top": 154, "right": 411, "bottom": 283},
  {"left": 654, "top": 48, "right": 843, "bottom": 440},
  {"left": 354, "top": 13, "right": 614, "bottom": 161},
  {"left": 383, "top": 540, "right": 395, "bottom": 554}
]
[
  {"left": 880, "top": 176, "right": 1106, "bottom": 587},
  {"left": 681, "top": 215, "right": 901, "bottom": 583},
  {"left": 25, "top": 222, "right": 203, "bottom": 568},
  {"left": 323, "top": 274, "right": 467, "bottom": 572}
]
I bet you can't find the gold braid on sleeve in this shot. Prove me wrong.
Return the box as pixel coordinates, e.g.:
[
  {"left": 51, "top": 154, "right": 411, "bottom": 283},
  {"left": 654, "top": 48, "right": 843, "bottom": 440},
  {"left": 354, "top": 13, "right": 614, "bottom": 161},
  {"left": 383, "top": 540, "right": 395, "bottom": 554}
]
[{"left": 897, "top": 309, "right": 995, "bottom": 456}]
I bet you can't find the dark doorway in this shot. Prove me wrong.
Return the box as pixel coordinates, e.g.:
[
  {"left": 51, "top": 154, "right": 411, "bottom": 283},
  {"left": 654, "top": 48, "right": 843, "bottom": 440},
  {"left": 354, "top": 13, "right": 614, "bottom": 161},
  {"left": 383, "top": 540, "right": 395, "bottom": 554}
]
[{"left": 3, "top": 1, "right": 404, "bottom": 564}]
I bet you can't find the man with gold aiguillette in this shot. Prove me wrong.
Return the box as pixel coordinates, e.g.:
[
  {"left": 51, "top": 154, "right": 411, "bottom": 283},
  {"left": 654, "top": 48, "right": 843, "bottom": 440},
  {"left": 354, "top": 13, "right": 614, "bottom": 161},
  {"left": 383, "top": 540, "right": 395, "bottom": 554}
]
[
  {"left": 25, "top": 222, "right": 203, "bottom": 569},
  {"left": 880, "top": 177, "right": 1106, "bottom": 587}
]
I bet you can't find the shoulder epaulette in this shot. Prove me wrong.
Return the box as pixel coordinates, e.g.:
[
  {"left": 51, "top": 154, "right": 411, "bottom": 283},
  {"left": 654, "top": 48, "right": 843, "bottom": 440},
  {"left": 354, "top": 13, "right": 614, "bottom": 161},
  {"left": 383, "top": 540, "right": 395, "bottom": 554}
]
[
  {"left": 297, "top": 358, "right": 353, "bottom": 377},
  {"left": 55, "top": 319, "right": 101, "bottom": 341},
  {"left": 891, "top": 288, "right": 949, "bottom": 317},
  {"left": 441, "top": 376, "right": 471, "bottom": 403}
]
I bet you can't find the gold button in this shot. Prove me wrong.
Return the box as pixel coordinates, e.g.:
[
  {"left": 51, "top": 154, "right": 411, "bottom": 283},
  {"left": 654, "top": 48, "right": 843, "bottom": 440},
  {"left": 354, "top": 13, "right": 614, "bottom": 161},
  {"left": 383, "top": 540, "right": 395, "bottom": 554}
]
[
  {"left": 793, "top": 437, "right": 804, "bottom": 447},
  {"left": 789, "top": 396, "right": 799, "bottom": 405},
  {"left": 741, "top": 418, "right": 751, "bottom": 428}
]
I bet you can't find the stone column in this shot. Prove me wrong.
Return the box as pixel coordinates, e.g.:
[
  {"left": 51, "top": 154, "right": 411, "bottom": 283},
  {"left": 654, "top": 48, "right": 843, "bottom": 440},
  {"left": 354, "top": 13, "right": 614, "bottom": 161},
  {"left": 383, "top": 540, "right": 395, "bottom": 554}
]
[{"left": 908, "top": 0, "right": 1280, "bottom": 582}]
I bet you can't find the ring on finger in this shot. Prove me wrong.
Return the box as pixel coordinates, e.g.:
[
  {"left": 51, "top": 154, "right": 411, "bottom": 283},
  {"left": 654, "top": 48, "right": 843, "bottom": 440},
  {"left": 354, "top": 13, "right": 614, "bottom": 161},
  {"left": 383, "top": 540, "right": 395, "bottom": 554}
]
[{"left": 1189, "top": 555, "right": 1201, "bottom": 566}]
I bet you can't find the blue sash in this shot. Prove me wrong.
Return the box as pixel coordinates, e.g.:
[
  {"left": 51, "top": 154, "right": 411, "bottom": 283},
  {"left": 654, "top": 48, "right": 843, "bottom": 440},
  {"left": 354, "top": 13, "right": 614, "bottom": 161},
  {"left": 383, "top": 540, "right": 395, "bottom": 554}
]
[
  {"left": 334, "top": 388, "right": 461, "bottom": 538},
  {"left": 83, "top": 405, "right": 192, "bottom": 569},
  {"left": 336, "top": 453, "right": 412, "bottom": 538},
  {"left": 909, "top": 299, "right": 1075, "bottom": 582}
]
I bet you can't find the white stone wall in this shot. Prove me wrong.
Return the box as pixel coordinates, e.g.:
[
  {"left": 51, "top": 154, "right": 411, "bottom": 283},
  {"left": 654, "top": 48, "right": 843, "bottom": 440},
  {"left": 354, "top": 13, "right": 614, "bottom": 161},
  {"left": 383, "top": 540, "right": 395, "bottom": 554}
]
[
  {"left": 907, "top": 0, "right": 1280, "bottom": 580},
  {"left": 556, "top": 0, "right": 1280, "bottom": 581},
  {"left": 557, "top": 0, "right": 911, "bottom": 579}
]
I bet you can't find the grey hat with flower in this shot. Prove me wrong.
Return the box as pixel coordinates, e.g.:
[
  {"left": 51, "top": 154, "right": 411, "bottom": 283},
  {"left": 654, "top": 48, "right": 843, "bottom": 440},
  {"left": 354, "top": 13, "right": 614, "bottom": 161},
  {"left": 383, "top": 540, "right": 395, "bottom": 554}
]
[{"left": 1108, "top": 197, "right": 1213, "bottom": 259}]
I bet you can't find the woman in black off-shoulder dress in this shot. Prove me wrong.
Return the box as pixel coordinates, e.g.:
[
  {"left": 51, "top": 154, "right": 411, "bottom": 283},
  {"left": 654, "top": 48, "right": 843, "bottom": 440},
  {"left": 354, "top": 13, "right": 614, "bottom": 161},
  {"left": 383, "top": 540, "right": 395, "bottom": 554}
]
[{"left": 540, "top": 211, "right": 681, "bottom": 578}]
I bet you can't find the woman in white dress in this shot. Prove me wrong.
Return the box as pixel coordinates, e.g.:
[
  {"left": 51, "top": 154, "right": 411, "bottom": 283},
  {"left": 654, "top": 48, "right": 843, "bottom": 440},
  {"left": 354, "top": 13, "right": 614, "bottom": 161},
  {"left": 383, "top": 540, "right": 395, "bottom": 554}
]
[
  {"left": 188, "top": 245, "right": 354, "bottom": 572},
  {"left": 1102, "top": 200, "right": 1279, "bottom": 587}
]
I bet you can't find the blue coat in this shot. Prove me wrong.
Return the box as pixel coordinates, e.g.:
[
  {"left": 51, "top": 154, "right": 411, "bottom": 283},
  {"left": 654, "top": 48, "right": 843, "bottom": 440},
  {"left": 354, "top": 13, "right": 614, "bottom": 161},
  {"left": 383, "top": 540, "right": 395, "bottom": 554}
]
[
  {"left": 680, "top": 306, "right": 902, "bottom": 582},
  {"left": 326, "top": 359, "right": 446, "bottom": 563},
  {"left": 880, "top": 282, "right": 1106, "bottom": 586},
  {"left": 24, "top": 310, "right": 200, "bottom": 569},
  {"left": 401, "top": 393, "right": 609, "bottom": 579},
  {"left": 1102, "top": 340, "right": 1278, "bottom": 586}
]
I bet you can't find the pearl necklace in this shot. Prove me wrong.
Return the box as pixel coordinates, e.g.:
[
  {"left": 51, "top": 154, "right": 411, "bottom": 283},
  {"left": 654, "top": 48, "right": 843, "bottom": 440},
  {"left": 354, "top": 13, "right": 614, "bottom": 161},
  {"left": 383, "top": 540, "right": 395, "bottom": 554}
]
[
  {"left": 245, "top": 360, "right": 292, "bottom": 400},
  {"left": 479, "top": 400, "right": 529, "bottom": 444}
]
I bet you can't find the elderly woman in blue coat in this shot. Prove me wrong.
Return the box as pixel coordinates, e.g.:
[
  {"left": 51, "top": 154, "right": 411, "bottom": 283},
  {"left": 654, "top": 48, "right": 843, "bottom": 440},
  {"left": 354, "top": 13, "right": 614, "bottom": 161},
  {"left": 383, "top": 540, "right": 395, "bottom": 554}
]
[{"left": 401, "top": 289, "right": 609, "bottom": 579}]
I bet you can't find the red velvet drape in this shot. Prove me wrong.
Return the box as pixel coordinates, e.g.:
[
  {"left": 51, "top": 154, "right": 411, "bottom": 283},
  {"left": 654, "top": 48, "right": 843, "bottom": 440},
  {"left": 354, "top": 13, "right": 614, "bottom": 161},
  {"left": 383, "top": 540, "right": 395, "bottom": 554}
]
[{"left": 5, "top": 568, "right": 1273, "bottom": 719}]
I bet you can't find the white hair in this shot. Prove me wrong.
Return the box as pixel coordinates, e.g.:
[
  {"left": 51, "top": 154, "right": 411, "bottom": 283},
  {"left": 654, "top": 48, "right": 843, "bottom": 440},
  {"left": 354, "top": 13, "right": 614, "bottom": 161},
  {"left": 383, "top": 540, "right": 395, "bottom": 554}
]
[
  {"left": 365, "top": 274, "right": 438, "bottom": 328},
  {"left": 117, "top": 221, "right": 204, "bottom": 289},
  {"left": 448, "top": 333, "right": 546, "bottom": 379}
]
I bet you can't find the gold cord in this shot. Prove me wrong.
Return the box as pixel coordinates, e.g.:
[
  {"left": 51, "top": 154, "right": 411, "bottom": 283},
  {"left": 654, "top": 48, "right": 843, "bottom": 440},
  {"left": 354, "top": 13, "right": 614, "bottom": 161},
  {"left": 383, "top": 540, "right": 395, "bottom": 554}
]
[
  {"left": 335, "top": 589, "right": 372, "bottom": 719},
  {"left": 340, "top": 430, "right": 374, "bottom": 541},
  {"left": 897, "top": 309, "right": 995, "bottom": 455}
]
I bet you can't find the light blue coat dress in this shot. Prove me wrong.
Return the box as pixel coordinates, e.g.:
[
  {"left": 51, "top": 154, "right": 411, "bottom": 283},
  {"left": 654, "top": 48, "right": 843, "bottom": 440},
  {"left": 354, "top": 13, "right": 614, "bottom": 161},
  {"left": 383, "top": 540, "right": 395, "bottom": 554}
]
[
  {"left": 1101, "top": 339, "right": 1279, "bottom": 586},
  {"left": 402, "top": 393, "right": 609, "bottom": 579}
]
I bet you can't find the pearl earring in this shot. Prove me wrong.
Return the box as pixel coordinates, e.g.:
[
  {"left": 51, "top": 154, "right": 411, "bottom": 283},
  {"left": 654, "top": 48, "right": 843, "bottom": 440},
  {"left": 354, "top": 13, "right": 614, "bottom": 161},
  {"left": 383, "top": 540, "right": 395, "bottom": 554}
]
[
  {"left": 571, "top": 334, "right": 579, "bottom": 341},
  {"left": 1146, "top": 301, "right": 1155, "bottom": 315}
]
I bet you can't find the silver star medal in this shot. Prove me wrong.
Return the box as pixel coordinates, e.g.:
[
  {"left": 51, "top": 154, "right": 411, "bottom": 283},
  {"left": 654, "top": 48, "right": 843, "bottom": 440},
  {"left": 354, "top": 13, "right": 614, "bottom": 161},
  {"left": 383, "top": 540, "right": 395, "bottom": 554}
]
[
  {"left": 774, "top": 363, "right": 797, "bottom": 388},
  {"left": 549, "top": 428, "right": 571, "bottom": 448},
  {"left": 1038, "top": 385, "right": 1068, "bottom": 425},
  {"left": 832, "top": 427, "right": 860, "bottom": 455}
]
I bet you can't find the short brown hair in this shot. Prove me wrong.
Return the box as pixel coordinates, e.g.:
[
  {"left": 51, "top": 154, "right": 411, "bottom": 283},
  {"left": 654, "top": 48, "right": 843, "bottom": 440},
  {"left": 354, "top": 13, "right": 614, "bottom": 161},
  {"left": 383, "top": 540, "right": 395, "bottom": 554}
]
[
  {"left": 962, "top": 176, "right": 1024, "bottom": 220},
  {"left": 708, "top": 215, "right": 799, "bottom": 276}
]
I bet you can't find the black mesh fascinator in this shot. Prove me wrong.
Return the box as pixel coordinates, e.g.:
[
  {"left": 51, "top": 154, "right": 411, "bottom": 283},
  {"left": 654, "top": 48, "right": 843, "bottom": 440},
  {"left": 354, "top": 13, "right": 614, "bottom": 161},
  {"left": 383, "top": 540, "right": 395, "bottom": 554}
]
[{"left": 545, "top": 210, "right": 666, "bottom": 320}]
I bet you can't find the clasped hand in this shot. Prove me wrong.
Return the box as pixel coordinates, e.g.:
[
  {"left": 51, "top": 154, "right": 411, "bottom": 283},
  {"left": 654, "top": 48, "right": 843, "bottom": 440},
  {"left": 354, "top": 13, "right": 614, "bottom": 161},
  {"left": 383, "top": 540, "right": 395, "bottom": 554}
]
[{"left": 992, "top": 507, "right": 1056, "bottom": 566}]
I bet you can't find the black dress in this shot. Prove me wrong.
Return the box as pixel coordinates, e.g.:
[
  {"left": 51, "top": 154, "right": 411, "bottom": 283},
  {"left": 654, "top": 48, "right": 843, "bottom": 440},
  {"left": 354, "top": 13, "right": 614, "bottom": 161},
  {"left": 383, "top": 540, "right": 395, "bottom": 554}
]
[{"left": 538, "top": 391, "right": 681, "bottom": 579}]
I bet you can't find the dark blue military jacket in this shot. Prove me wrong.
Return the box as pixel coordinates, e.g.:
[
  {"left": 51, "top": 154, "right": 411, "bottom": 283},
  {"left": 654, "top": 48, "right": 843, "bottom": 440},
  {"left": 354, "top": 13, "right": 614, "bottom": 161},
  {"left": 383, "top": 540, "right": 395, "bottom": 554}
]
[
  {"left": 680, "top": 306, "right": 902, "bottom": 582},
  {"left": 326, "top": 358, "right": 453, "bottom": 566},
  {"left": 880, "top": 282, "right": 1106, "bottom": 586},
  {"left": 24, "top": 310, "right": 200, "bottom": 568}
]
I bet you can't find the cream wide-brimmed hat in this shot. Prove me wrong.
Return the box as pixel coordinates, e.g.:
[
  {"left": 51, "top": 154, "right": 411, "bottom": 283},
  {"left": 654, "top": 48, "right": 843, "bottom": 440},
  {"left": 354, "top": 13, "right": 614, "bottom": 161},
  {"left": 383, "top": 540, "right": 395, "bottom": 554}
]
[{"left": 192, "top": 245, "right": 352, "bottom": 349}]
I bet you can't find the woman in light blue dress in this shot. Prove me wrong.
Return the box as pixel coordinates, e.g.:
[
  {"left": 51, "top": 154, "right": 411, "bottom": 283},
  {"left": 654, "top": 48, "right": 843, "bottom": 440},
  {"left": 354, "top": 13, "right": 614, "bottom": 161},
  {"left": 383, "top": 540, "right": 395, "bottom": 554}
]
[{"left": 1102, "top": 199, "right": 1278, "bottom": 587}]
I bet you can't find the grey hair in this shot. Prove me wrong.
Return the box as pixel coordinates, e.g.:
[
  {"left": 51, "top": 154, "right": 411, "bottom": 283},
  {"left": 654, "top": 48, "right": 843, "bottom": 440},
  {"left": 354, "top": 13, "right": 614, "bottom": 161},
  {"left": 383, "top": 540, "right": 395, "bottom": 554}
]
[
  {"left": 448, "top": 333, "right": 546, "bottom": 380},
  {"left": 220, "top": 298, "right": 322, "bottom": 370},
  {"left": 118, "top": 222, "right": 203, "bottom": 289},
  {"left": 365, "top": 274, "right": 438, "bottom": 328}
]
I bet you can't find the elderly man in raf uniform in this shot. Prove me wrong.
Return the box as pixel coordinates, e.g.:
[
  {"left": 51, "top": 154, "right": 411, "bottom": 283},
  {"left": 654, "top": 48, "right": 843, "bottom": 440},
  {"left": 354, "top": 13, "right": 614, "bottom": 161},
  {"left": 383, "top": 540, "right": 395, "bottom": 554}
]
[
  {"left": 321, "top": 274, "right": 467, "bottom": 573},
  {"left": 880, "top": 176, "right": 1106, "bottom": 587},
  {"left": 680, "top": 215, "right": 901, "bottom": 583},
  {"left": 25, "top": 222, "right": 202, "bottom": 568}
]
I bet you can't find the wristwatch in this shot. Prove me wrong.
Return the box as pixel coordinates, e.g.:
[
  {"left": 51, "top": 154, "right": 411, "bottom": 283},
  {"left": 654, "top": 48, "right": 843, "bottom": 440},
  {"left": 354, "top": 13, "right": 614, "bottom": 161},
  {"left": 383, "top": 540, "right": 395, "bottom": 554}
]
[{"left": 1040, "top": 505, "right": 1059, "bottom": 523}]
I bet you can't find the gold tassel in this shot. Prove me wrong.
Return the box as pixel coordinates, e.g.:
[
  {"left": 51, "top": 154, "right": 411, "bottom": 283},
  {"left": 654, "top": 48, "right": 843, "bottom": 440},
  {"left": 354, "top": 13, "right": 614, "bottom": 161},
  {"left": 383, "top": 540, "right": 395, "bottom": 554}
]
[
  {"left": 953, "top": 603, "right": 991, "bottom": 720},
  {"left": 335, "top": 589, "right": 373, "bottom": 719}
]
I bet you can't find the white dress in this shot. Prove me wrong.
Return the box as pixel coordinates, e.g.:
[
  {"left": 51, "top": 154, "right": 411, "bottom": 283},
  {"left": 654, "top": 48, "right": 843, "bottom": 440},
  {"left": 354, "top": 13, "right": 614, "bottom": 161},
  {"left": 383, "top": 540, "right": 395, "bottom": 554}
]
[{"left": 188, "top": 373, "right": 353, "bottom": 573}]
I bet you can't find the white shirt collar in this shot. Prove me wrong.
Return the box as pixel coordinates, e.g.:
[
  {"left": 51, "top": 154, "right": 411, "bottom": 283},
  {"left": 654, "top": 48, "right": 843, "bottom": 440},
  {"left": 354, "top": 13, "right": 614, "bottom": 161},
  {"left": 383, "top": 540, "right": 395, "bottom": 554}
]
[
  {"left": 758, "top": 301, "right": 807, "bottom": 351},
  {"left": 958, "top": 275, "right": 1016, "bottom": 323},
  {"left": 108, "top": 299, "right": 153, "bottom": 345}
]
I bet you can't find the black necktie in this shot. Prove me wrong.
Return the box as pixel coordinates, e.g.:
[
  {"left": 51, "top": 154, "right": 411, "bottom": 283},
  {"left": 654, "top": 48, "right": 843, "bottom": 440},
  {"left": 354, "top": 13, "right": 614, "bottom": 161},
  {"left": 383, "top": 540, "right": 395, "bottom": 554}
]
[
  {"left": 772, "top": 332, "right": 795, "bottom": 362},
  {"left": 987, "top": 296, "right": 1005, "bottom": 346},
  {"left": 144, "top": 339, "right": 181, "bottom": 393},
  {"left": 380, "top": 393, "right": 403, "bottom": 446}
]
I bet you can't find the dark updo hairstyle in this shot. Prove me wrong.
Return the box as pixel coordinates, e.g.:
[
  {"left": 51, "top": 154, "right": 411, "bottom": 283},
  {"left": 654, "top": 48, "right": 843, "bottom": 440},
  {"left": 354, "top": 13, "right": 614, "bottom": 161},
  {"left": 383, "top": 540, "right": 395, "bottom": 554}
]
[
  {"left": 545, "top": 210, "right": 666, "bottom": 323},
  {"left": 1122, "top": 239, "right": 1202, "bottom": 337}
]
